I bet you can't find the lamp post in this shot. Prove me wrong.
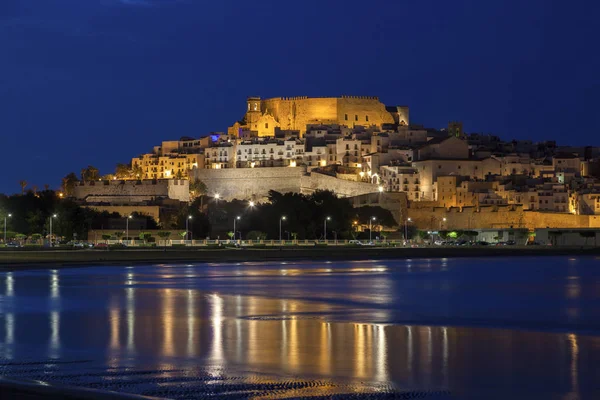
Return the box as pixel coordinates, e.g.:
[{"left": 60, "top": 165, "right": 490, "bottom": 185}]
[
  {"left": 3, "top": 213, "right": 11, "bottom": 243},
  {"left": 233, "top": 216, "right": 240, "bottom": 241},
  {"left": 369, "top": 216, "right": 376, "bottom": 243},
  {"left": 405, "top": 217, "right": 412, "bottom": 242},
  {"left": 438, "top": 217, "right": 447, "bottom": 243},
  {"left": 249, "top": 201, "right": 255, "bottom": 208},
  {"left": 186, "top": 215, "right": 192, "bottom": 241},
  {"left": 324, "top": 216, "right": 331, "bottom": 241},
  {"left": 279, "top": 216, "right": 286, "bottom": 242},
  {"left": 126, "top": 215, "right": 132, "bottom": 244},
  {"left": 49, "top": 214, "right": 57, "bottom": 247}
]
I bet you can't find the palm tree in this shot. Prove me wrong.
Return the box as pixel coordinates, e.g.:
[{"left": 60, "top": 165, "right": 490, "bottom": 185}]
[{"left": 19, "top": 180, "right": 27, "bottom": 195}]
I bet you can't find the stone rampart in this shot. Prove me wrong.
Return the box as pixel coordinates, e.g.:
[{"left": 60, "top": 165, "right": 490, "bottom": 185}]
[
  {"left": 407, "top": 205, "right": 595, "bottom": 230},
  {"left": 300, "top": 172, "right": 380, "bottom": 198},
  {"left": 193, "top": 167, "right": 305, "bottom": 201},
  {"left": 192, "top": 168, "right": 381, "bottom": 201},
  {"left": 73, "top": 179, "right": 189, "bottom": 202}
]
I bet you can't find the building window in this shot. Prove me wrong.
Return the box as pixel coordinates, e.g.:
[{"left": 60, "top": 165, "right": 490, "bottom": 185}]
[
  {"left": 355, "top": 115, "right": 358, "bottom": 121},
  {"left": 344, "top": 114, "right": 348, "bottom": 121},
  {"left": 265, "top": 123, "right": 268, "bottom": 129},
  {"left": 366, "top": 115, "right": 369, "bottom": 122}
]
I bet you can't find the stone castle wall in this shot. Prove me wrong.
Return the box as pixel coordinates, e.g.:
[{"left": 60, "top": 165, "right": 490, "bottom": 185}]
[
  {"left": 193, "top": 167, "right": 305, "bottom": 201},
  {"left": 251, "top": 96, "right": 396, "bottom": 134},
  {"left": 300, "top": 173, "right": 380, "bottom": 198},
  {"left": 73, "top": 179, "right": 189, "bottom": 203},
  {"left": 407, "top": 205, "right": 597, "bottom": 230},
  {"left": 193, "top": 168, "right": 381, "bottom": 201}
]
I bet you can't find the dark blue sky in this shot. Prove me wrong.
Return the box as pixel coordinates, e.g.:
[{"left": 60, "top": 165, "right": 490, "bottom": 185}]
[{"left": 1, "top": 0, "right": 598, "bottom": 193}]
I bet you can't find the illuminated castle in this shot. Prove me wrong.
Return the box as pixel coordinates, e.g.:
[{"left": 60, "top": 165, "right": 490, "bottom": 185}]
[{"left": 229, "top": 96, "right": 409, "bottom": 137}]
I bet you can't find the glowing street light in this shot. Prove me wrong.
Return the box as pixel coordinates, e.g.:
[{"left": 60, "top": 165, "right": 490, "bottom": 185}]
[
  {"left": 324, "top": 216, "right": 331, "bottom": 241},
  {"left": 405, "top": 217, "right": 412, "bottom": 242},
  {"left": 369, "top": 216, "right": 376, "bottom": 243},
  {"left": 378, "top": 185, "right": 384, "bottom": 193},
  {"left": 249, "top": 201, "right": 255, "bottom": 208},
  {"left": 3, "top": 213, "right": 11, "bottom": 243},
  {"left": 233, "top": 216, "right": 241, "bottom": 241},
  {"left": 214, "top": 193, "right": 220, "bottom": 200},
  {"left": 49, "top": 214, "right": 57, "bottom": 247},
  {"left": 186, "top": 215, "right": 193, "bottom": 241},
  {"left": 279, "top": 216, "right": 286, "bottom": 242},
  {"left": 126, "top": 215, "right": 133, "bottom": 244}
]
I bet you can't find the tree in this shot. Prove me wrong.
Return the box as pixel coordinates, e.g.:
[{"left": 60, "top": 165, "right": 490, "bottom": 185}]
[
  {"left": 19, "top": 180, "right": 27, "bottom": 195},
  {"left": 579, "top": 230, "right": 595, "bottom": 246},
  {"left": 114, "top": 232, "right": 124, "bottom": 241},
  {"left": 101, "top": 234, "right": 112, "bottom": 242},
  {"left": 139, "top": 232, "right": 152, "bottom": 243},
  {"left": 227, "top": 231, "right": 234, "bottom": 239},
  {"left": 115, "top": 163, "right": 133, "bottom": 179},
  {"left": 246, "top": 230, "right": 266, "bottom": 241},
  {"left": 189, "top": 179, "right": 208, "bottom": 201},
  {"left": 61, "top": 173, "right": 78, "bottom": 196},
  {"left": 157, "top": 231, "right": 171, "bottom": 244},
  {"left": 418, "top": 230, "right": 430, "bottom": 241},
  {"left": 81, "top": 166, "right": 100, "bottom": 182},
  {"left": 132, "top": 164, "right": 144, "bottom": 179}
]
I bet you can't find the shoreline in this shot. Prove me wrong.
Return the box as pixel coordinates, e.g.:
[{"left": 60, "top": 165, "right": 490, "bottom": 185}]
[{"left": 0, "top": 246, "right": 599, "bottom": 271}]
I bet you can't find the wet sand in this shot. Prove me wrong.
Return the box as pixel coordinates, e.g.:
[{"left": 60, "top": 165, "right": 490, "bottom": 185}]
[{"left": 0, "top": 257, "right": 598, "bottom": 399}]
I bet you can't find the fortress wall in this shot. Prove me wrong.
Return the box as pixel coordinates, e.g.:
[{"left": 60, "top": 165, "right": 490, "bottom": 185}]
[
  {"left": 73, "top": 180, "right": 189, "bottom": 202},
  {"left": 301, "top": 172, "right": 380, "bottom": 198},
  {"left": 262, "top": 97, "right": 338, "bottom": 131},
  {"left": 337, "top": 97, "right": 395, "bottom": 127},
  {"left": 193, "top": 168, "right": 381, "bottom": 201},
  {"left": 407, "top": 206, "right": 594, "bottom": 230},
  {"left": 193, "top": 167, "right": 305, "bottom": 201},
  {"left": 258, "top": 96, "right": 393, "bottom": 133}
]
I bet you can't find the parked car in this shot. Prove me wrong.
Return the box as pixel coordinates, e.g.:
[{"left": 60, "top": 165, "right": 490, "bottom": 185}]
[
  {"left": 5, "top": 242, "right": 22, "bottom": 248},
  {"left": 506, "top": 240, "right": 516, "bottom": 245},
  {"left": 94, "top": 243, "right": 109, "bottom": 249}
]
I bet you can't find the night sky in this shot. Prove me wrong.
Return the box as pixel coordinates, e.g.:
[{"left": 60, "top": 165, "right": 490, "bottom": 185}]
[{"left": 1, "top": 0, "right": 598, "bottom": 194}]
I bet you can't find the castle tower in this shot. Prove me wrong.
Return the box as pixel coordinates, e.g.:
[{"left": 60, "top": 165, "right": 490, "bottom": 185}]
[{"left": 245, "top": 97, "right": 262, "bottom": 125}]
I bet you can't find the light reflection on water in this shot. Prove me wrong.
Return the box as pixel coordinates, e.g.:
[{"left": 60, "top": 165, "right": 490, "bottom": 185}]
[{"left": 0, "top": 257, "right": 598, "bottom": 398}]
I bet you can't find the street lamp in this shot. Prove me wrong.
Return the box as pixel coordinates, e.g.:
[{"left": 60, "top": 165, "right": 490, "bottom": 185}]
[
  {"left": 405, "top": 217, "right": 412, "bottom": 242},
  {"left": 324, "top": 216, "right": 331, "bottom": 241},
  {"left": 249, "top": 201, "right": 255, "bottom": 208},
  {"left": 369, "top": 216, "right": 376, "bottom": 243},
  {"left": 279, "top": 216, "right": 286, "bottom": 242},
  {"left": 214, "top": 193, "right": 220, "bottom": 200},
  {"left": 378, "top": 185, "right": 384, "bottom": 193},
  {"left": 186, "top": 215, "right": 192, "bottom": 241},
  {"left": 49, "top": 214, "right": 57, "bottom": 247},
  {"left": 233, "top": 216, "right": 240, "bottom": 241},
  {"left": 3, "top": 213, "right": 11, "bottom": 243},
  {"left": 126, "top": 215, "right": 132, "bottom": 244}
]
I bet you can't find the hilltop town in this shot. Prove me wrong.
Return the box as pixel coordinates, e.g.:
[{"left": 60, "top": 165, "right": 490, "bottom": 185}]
[{"left": 66, "top": 95, "right": 600, "bottom": 242}]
